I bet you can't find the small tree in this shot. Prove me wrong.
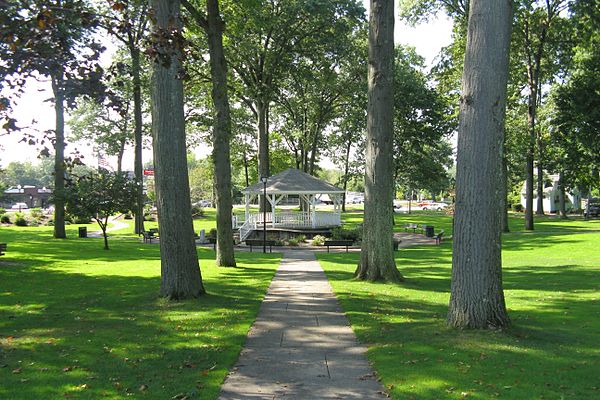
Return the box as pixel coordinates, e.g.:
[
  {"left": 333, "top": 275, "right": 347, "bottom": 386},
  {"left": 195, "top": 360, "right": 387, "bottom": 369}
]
[{"left": 65, "top": 170, "right": 138, "bottom": 250}]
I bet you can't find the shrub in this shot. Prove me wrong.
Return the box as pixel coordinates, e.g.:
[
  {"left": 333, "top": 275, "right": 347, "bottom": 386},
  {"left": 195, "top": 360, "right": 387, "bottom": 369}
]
[
  {"left": 297, "top": 234, "right": 306, "bottom": 242},
  {"left": 287, "top": 238, "right": 300, "bottom": 246},
  {"left": 30, "top": 208, "right": 43, "bottom": 218},
  {"left": 144, "top": 213, "right": 155, "bottom": 221},
  {"left": 0, "top": 214, "right": 10, "bottom": 224},
  {"left": 15, "top": 216, "right": 28, "bottom": 226},
  {"left": 124, "top": 213, "right": 133, "bottom": 219},
  {"left": 311, "top": 235, "right": 326, "bottom": 246},
  {"left": 191, "top": 205, "right": 205, "bottom": 217},
  {"left": 331, "top": 227, "right": 361, "bottom": 242},
  {"left": 0, "top": 207, "right": 5, "bottom": 215},
  {"left": 72, "top": 216, "right": 92, "bottom": 224},
  {"left": 47, "top": 220, "right": 54, "bottom": 226},
  {"left": 513, "top": 203, "right": 524, "bottom": 212},
  {"left": 29, "top": 220, "right": 40, "bottom": 227},
  {"left": 208, "top": 228, "right": 217, "bottom": 239}
]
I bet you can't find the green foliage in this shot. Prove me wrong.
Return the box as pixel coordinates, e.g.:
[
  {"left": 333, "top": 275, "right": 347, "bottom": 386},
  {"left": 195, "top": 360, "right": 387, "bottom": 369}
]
[
  {"left": 311, "top": 234, "right": 327, "bottom": 246},
  {"left": 0, "top": 207, "right": 5, "bottom": 215},
  {"left": 64, "top": 170, "right": 138, "bottom": 249},
  {"left": 29, "top": 207, "right": 43, "bottom": 218},
  {"left": 286, "top": 238, "right": 300, "bottom": 246},
  {"left": 14, "top": 215, "right": 27, "bottom": 226},
  {"left": 331, "top": 226, "right": 361, "bottom": 242},
  {"left": 393, "top": 46, "right": 454, "bottom": 196},
  {"left": 0, "top": 159, "right": 54, "bottom": 187},
  {"left": 208, "top": 228, "right": 217, "bottom": 239},
  {"left": 1, "top": 214, "right": 11, "bottom": 224},
  {"left": 552, "top": 24, "right": 600, "bottom": 189},
  {"left": 191, "top": 205, "right": 205, "bottom": 217}
]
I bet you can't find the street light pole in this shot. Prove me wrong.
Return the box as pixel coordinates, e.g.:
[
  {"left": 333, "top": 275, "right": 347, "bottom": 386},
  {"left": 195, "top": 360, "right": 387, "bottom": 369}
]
[{"left": 260, "top": 176, "right": 268, "bottom": 253}]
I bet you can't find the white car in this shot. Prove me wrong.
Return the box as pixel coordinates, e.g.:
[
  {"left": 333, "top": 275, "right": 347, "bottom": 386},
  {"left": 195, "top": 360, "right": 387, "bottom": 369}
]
[
  {"left": 420, "top": 202, "right": 448, "bottom": 211},
  {"left": 11, "top": 202, "right": 29, "bottom": 210}
]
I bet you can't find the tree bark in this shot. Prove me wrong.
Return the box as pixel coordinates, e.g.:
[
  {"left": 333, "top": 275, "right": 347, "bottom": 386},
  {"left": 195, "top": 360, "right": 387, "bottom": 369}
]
[
  {"left": 536, "top": 152, "right": 544, "bottom": 214},
  {"left": 150, "top": 0, "right": 205, "bottom": 299},
  {"left": 355, "top": 0, "right": 402, "bottom": 283},
  {"left": 342, "top": 139, "right": 352, "bottom": 213},
  {"left": 558, "top": 171, "right": 567, "bottom": 218},
  {"left": 447, "top": 0, "right": 512, "bottom": 329},
  {"left": 501, "top": 154, "right": 510, "bottom": 233},
  {"left": 51, "top": 70, "right": 66, "bottom": 239},
  {"left": 206, "top": 0, "right": 236, "bottom": 267},
  {"left": 132, "top": 47, "right": 146, "bottom": 235},
  {"left": 257, "top": 100, "right": 269, "bottom": 179}
]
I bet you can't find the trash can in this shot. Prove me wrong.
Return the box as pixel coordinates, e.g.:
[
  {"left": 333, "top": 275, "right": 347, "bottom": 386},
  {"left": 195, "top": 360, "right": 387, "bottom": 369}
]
[
  {"left": 78, "top": 226, "right": 87, "bottom": 238},
  {"left": 424, "top": 225, "right": 434, "bottom": 238}
]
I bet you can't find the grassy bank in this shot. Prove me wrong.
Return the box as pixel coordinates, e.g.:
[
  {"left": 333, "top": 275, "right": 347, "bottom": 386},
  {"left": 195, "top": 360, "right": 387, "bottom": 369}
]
[
  {"left": 0, "top": 226, "right": 280, "bottom": 399},
  {"left": 318, "top": 218, "right": 600, "bottom": 399}
]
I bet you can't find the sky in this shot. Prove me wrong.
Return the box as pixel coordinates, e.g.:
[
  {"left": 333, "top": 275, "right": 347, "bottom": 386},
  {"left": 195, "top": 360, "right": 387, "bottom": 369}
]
[{"left": 0, "top": 4, "right": 453, "bottom": 170}]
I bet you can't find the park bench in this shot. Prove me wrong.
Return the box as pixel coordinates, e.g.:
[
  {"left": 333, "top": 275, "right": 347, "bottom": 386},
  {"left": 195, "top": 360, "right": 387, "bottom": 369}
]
[
  {"left": 0, "top": 243, "right": 6, "bottom": 256},
  {"left": 404, "top": 223, "right": 418, "bottom": 233},
  {"left": 141, "top": 230, "right": 156, "bottom": 244},
  {"left": 434, "top": 230, "right": 445, "bottom": 245},
  {"left": 245, "top": 239, "right": 276, "bottom": 252},
  {"left": 324, "top": 239, "right": 354, "bottom": 253}
]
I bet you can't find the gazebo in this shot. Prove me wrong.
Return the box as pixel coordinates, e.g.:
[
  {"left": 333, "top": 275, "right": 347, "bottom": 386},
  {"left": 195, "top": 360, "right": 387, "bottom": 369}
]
[{"left": 236, "top": 169, "right": 345, "bottom": 241}]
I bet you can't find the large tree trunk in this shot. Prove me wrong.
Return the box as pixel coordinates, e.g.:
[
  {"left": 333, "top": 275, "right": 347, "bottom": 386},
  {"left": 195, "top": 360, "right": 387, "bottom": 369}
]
[
  {"left": 501, "top": 154, "right": 510, "bottom": 233},
  {"left": 447, "top": 0, "right": 512, "bottom": 329},
  {"left": 150, "top": 0, "right": 205, "bottom": 299},
  {"left": 342, "top": 139, "right": 352, "bottom": 213},
  {"left": 558, "top": 171, "right": 567, "bottom": 218},
  {"left": 257, "top": 100, "right": 269, "bottom": 179},
  {"left": 354, "top": 0, "right": 402, "bottom": 283},
  {"left": 132, "top": 47, "right": 146, "bottom": 235},
  {"left": 206, "top": 0, "right": 236, "bottom": 267},
  {"left": 536, "top": 157, "right": 544, "bottom": 214},
  {"left": 51, "top": 71, "right": 66, "bottom": 239},
  {"left": 116, "top": 136, "right": 126, "bottom": 174}
]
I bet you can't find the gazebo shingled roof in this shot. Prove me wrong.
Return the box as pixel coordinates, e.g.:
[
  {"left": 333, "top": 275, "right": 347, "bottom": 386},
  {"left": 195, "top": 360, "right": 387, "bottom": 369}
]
[{"left": 241, "top": 168, "right": 344, "bottom": 194}]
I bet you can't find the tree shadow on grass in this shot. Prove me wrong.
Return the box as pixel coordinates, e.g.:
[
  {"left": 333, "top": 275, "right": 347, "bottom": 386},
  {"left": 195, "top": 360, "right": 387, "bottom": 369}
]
[
  {"left": 318, "top": 246, "right": 600, "bottom": 400},
  {"left": 0, "top": 253, "right": 278, "bottom": 400}
]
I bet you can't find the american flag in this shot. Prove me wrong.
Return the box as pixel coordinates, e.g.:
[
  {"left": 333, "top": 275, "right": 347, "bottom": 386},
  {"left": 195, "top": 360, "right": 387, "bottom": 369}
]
[{"left": 98, "top": 154, "right": 111, "bottom": 170}]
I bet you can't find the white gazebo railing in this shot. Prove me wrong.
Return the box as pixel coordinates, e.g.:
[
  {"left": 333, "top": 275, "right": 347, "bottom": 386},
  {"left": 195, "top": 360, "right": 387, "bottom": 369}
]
[{"left": 234, "top": 211, "right": 341, "bottom": 241}]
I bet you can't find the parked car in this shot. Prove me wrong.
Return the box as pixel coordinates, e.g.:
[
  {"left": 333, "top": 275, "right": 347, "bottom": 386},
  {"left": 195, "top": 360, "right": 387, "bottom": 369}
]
[
  {"left": 10, "top": 202, "right": 28, "bottom": 210},
  {"left": 194, "top": 200, "right": 212, "bottom": 208},
  {"left": 584, "top": 198, "right": 600, "bottom": 217},
  {"left": 420, "top": 202, "right": 448, "bottom": 211}
]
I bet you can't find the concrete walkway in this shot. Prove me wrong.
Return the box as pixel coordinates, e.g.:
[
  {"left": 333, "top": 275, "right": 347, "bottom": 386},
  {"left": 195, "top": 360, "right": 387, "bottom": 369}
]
[{"left": 218, "top": 250, "right": 387, "bottom": 400}]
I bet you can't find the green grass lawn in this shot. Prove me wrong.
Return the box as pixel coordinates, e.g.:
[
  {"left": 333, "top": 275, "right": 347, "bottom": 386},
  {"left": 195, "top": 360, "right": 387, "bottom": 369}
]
[
  {"left": 0, "top": 225, "right": 280, "bottom": 399},
  {"left": 318, "top": 216, "right": 600, "bottom": 399}
]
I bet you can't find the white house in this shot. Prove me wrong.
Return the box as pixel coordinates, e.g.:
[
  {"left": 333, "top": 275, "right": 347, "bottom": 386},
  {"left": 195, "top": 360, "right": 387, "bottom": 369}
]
[{"left": 520, "top": 174, "right": 582, "bottom": 213}]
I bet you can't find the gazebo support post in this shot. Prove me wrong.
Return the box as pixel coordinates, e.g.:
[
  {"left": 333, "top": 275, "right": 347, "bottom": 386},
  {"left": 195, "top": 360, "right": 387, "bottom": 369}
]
[{"left": 245, "top": 193, "right": 250, "bottom": 223}]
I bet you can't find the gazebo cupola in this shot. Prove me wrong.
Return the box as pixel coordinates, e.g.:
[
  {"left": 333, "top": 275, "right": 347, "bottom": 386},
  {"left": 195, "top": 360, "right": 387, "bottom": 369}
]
[{"left": 236, "top": 169, "right": 345, "bottom": 241}]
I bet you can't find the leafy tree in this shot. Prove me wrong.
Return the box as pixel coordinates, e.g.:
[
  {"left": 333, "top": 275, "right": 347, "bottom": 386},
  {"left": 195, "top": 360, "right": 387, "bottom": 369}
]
[
  {"left": 447, "top": 0, "right": 512, "bottom": 329},
  {"left": 68, "top": 96, "right": 133, "bottom": 173},
  {"left": 183, "top": 0, "right": 236, "bottom": 267},
  {"left": 552, "top": 2, "right": 600, "bottom": 205},
  {"left": 0, "top": 0, "right": 105, "bottom": 239},
  {"left": 0, "top": 159, "right": 54, "bottom": 188},
  {"left": 149, "top": 0, "right": 205, "bottom": 299},
  {"left": 217, "top": 0, "right": 365, "bottom": 180},
  {"left": 355, "top": 0, "right": 403, "bottom": 283},
  {"left": 392, "top": 46, "right": 454, "bottom": 200},
  {"left": 64, "top": 170, "right": 137, "bottom": 250},
  {"left": 510, "top": 0, "right": 572, "bottom": 227},
  {"left": 101, "top": 0, "right": 150, "bottom": 235}
]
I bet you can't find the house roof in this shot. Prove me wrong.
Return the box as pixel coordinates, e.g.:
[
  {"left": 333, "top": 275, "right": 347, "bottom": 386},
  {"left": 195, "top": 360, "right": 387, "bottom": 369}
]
[{"left": 242, "top": 168, "right": 344, "bottom": 195}]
